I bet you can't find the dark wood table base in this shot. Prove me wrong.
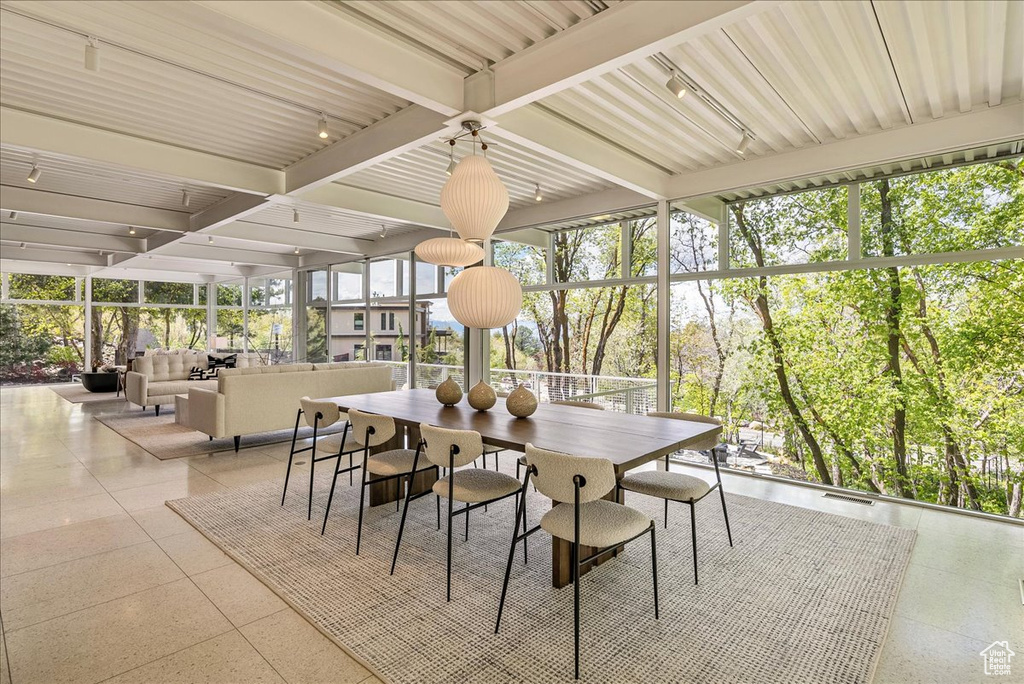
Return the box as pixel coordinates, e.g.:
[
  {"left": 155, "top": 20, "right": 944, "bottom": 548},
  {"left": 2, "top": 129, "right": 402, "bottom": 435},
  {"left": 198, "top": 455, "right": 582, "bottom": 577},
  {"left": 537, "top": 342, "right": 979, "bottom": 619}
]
[
  {"left": 551, "top": 487, "right": 624, "bottom": 588},
  {"left": 366, "top": 424, "right": 438, "bottom": 507}
]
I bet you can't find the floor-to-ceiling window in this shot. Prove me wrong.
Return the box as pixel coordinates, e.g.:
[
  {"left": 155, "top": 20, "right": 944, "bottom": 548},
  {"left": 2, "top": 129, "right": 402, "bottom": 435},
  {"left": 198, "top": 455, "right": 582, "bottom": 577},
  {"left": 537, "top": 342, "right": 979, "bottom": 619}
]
[
  {"left": 248, "top": 272, "right": 293, "bottom": 364},
  {"left": 0, "top": 274, "right": 84, "bottom": 383}
]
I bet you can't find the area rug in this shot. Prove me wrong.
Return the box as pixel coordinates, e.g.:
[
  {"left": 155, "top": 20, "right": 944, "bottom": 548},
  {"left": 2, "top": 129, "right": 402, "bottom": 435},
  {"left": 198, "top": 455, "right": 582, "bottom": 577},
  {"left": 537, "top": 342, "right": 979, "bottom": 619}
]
[
  {"left": 50, "top": 383, "right": 126, "bottom": 404},
  {"left": 94, "top": 410, "right": 345, "bottom": 460},
  {"left": 167, "top": 462, "right": 916, "bottom": 684}
]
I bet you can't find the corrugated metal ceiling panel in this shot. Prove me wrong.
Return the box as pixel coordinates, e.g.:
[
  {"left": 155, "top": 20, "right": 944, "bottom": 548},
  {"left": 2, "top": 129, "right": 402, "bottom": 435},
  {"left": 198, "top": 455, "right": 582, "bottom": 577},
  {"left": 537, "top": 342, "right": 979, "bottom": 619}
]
[
  {"left": 244, "top": 202, "right": 423, "bottom": 242},
  {"left": 0, "top": 2, "right": 409, "bottom": 169}
]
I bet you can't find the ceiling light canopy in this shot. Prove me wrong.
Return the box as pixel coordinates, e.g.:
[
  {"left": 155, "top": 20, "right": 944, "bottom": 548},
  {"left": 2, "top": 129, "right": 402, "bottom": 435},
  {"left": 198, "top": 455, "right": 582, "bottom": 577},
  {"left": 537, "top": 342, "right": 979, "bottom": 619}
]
[
  {"left": 447, "top": 266, "right": 522, "bottom": 329},
  {"left": 414, "top": 237, "right": 484, "bottom": 268},
  {"left": 26, "top": 165, "right": 41, "bottom": 183},
  {"left": 440, "top": 154, "right": 509, "bottom": 244},
  {"left": 666, "top": 72, "right": 687, "bottom": 99}
]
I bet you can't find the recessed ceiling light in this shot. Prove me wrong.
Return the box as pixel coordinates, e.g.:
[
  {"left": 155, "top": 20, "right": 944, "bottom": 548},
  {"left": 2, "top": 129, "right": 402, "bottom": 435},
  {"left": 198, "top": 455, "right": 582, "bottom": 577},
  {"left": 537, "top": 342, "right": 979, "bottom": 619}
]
[
  {"left": 26, "top": 165, "right": 41, "bottom": 183},
  {"left": 666, "top": 72, "right": 687, "bottom": 99}
]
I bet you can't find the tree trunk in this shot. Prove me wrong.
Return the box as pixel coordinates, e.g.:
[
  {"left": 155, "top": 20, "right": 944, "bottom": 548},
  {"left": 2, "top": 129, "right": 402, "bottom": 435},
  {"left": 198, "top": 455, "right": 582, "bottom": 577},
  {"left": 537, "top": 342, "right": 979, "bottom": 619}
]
[
  {"left": 879, "top": 179, "right": 911, "bottom": 497},
  {"left": 90, "top": 308, "right": 103, "bottom": 368},
  {"left": 732, "top": 205, "right": 833, "bottom": 485}
]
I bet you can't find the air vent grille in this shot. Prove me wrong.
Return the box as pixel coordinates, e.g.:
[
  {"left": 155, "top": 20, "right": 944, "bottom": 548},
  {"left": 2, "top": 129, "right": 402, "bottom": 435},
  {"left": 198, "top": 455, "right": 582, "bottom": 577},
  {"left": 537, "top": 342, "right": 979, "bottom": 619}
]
[{"left": 823, "top": 492, "right": 874, "bottom": 506}]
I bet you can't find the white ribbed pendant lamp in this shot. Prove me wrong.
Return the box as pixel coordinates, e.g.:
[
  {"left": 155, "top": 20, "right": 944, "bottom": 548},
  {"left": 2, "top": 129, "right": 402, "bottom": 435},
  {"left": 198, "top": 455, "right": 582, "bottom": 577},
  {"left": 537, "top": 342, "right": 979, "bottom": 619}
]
[
  {"left": 440, "top": 155, "right": 509, "bottom": 243},
  {"left": 447, "top": 266, "right": 522, "bottom": 329},
  {"left": 414, "top": 237, "right": 484, "bottom": 267}
]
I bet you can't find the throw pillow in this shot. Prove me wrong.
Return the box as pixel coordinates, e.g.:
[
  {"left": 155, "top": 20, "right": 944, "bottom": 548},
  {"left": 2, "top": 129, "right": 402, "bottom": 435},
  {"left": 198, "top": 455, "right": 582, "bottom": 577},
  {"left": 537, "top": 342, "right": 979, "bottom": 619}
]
[
  {"left": 207, "top": 354, "right": 238, "bottom": 370},
  {"left": 188, "top": 366, "right": 205, "bottom": 381}
]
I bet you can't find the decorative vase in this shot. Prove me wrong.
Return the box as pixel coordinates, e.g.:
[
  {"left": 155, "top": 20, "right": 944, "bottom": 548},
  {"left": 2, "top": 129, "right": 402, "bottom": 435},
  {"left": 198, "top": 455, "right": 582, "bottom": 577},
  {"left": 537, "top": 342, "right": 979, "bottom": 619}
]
[
  {"left": 435, "top": 377, "right": 463, "bottom": 407},
  {"left": 505, "top": 383, "right": 538, "bottom": 418},
  {"left": 468, "top": 381, "right": 497, "bottom": 411}
]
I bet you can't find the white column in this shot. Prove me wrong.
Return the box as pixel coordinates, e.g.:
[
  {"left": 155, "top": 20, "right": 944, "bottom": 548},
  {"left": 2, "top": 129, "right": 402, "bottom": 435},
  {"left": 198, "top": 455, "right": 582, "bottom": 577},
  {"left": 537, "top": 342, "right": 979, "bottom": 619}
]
[
  {"left": 242, "top": 277, "right": 250, "bottom": 354},
  {"left": 656, "top": 200, "right": 671, "bottom": 412},
  {"left": 324, "top": 269, "right": 332, "bottom": 361},
  {"left": 290, "top": 268, "right": 300, "bottom": 362},
  {"left": 718, "top": 204, "right": 730, "bottom": 272},
  {"left": 362, "top": 262, "right": 371, "bottom": 360},
  {"left": 84, "top": 275, "right": 93, "bottom": 370},
  {"left": 408, "top": 252, "right": 416, "bottom": 388},
  {"left": 847, "top": 183, "right": 861, "bottom": 260},
  {"left": 206, "top": 283, "right": 216, "bottom": 351}
]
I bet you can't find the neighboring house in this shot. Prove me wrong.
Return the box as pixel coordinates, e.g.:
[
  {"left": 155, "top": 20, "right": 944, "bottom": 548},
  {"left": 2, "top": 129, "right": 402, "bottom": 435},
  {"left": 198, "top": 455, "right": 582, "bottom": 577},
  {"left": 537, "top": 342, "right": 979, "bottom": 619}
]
[{"left": 329, "top": 302, "right": 451, "bottom": 361}]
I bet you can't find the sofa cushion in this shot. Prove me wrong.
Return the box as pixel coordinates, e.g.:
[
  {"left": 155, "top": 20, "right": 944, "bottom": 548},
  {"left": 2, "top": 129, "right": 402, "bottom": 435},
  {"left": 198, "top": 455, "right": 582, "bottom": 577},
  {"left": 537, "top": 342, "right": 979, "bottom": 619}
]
[
  {"left": 134, "top": 351, "right": 208, "bottom": 382},
  {"left": 148, "top": 378, "right": 218, "bottom": 397}
]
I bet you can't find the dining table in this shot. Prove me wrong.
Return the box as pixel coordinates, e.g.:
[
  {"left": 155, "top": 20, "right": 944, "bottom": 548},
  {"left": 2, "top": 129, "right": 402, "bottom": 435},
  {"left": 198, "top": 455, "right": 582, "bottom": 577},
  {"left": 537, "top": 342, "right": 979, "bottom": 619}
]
[{"left": 321, "top": 388, "right": 722, "bottom": 588}]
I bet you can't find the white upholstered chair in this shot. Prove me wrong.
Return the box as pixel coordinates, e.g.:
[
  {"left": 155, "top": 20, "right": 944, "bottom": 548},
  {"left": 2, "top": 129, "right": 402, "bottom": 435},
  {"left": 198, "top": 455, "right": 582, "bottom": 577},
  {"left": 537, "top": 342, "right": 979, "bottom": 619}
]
[
  {"left": 390, "top": 424, "right": 522, "bottom": 601},
  {"left": 281, "top": 397, "right": 363, "bottom": 521},
  {"left": 496, "top": 444, "right": 659, "bottom": 680},
  {"left": 617, "top": 411, "right": 732, "bottom": 584}
]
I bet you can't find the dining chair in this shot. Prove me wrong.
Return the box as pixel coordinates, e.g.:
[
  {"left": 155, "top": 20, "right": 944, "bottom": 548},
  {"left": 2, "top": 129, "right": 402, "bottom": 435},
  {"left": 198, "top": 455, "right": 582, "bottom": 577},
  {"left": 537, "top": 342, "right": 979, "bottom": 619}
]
[
  {"left": 617, "top": 411, "right": 732, "bottom": 584},
  {"left": 391, "top": 424, "right": 524, "bottom": 601},
  {"left": 281, "top": 397, "right": 362, "bottom": 521},
  {"left": 321, "top": 409, "right": 434, "bottom": 554},
  {"left": 496, "top": 444, "right": 659, "bottom": 680}
]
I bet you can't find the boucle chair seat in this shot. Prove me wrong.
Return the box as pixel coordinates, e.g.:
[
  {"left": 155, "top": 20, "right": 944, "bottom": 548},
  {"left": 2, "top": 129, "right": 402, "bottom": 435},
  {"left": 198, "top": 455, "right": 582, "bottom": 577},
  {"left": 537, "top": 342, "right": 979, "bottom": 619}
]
[
  {"left": 317, "top": 432, "right": 363, "bottom": 454},
  {"left": 540, "top": 499, "right": 651, "bottom": 548},
  {"left": 619, "top": 470, "right": 712, "bottom": 502},
  {"left": 432, "top": 468, "right": 520, "bottom": 503},
  {"left": 366, "top": 449, "right": 422, "bottom": 477}
]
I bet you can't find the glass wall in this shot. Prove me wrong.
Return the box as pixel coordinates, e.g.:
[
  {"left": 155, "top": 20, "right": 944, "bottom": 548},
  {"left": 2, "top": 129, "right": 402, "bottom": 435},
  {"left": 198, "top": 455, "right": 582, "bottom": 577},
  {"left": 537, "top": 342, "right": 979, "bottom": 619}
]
[
  {"left": 0, "top": 275, "right": 84, "bottom": 382},
  {"left": 249, "top": 272, "right": 293, "bottom": 364}
]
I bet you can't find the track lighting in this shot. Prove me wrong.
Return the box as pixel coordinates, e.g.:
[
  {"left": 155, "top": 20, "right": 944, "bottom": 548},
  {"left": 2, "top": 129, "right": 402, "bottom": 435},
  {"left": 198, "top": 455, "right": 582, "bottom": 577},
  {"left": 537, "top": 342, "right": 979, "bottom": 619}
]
[
  {"left": 26, "top": 165, "right": 41, "bottom": 183},
  {"left": 317, "top": 114, "right": 329, "bottom": 139},
  {"left": 8, "top": 211, "right": 16, "bottom": 220},
  {"left": 129, "top": 227, "right": 136, "bottom": 235},
  {"left": 293, "top": 246, "right": 300, "bottom": 255},
  {"left": 445, "top": 139, "right": 456, "bottom": 176},
  {"left": 534, "top": 183, "right": 543, "bottom": 202},
  {"left": 666, "top": 72, "right": 687, "bottom": 99},
  {"left": 208, "top": 236, "right": 214, "bottom": 244},
  {"left": 19, "top": 242, "right": 25, "bottom": 249},
  {"left": 181, "top": 189, "right": 190, "bottom": 208},
  {"left": 736, "top": 132, "right": 752, "bottom": 155},
  {"left": 446, "top": 158, "right": 455, "bottom": 176},
  {"left": 380, "top": 224, "right": 388, "bottom": 238},
  {"left": 84, "top": 38, "right": 99, "bottom": 71},
  {"left": 293, "top": 209, "right": 300, "bottom": 223}
]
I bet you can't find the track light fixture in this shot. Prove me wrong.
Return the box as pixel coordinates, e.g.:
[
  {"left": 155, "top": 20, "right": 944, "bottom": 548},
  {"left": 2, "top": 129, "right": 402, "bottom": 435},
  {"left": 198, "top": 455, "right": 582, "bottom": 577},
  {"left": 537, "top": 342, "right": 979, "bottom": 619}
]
[
  {"left": 26, "top": 165, "right": 41, "bottom": 183},
  {"left": 208, "top": 236, "right": 214, "bottom": 244},
  {"left": 317, "top": 113, "right": 329, "bottom": 139},
  {"left": 380, "top": 224, "right": 388, "bottom": 238},
  {"left": 129, "top": 227, "right": 136, "bottom": 235},
  {"left": 181, "top": 189, "right": 190, "bottom": 208},
  {"left": 293, "top": 246, "right": 300, "bottom": 255},
  {"left": 736, "top": 132, "right": 752, "bottom": 155},
  {"left": 666, "top": 72, "right": 687, "bottom": 99},
  {"left": 19, "top": 242, "right": 26, "bottom": 249},
  {"left": 534, "top": 183, "right": 543, "bottom": 202},
  {"left": 293, "top": 209, "right": 300, "bottom": 223},
  {"left": 9, "top": 211, "right": 16, "bottom": 220},
  {"left": 84, "top": 37, "right": 99, "bottom": 71},
  {"left": 445, "top": 139, "right": 456, "bottom": 176}
]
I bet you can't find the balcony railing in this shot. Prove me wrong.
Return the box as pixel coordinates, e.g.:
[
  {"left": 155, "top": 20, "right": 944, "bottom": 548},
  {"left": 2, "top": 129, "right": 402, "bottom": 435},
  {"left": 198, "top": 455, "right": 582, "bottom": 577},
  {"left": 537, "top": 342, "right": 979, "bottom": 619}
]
[{"left": 378, "top": 361, "right": 658, "bottom": 415}]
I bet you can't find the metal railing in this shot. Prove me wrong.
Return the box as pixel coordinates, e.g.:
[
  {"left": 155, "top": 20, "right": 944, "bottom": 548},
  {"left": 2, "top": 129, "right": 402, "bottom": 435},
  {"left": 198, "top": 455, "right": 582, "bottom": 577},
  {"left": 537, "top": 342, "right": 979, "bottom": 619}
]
[{"left": 378, "top": 361, "right": 657, "bottom": 415}]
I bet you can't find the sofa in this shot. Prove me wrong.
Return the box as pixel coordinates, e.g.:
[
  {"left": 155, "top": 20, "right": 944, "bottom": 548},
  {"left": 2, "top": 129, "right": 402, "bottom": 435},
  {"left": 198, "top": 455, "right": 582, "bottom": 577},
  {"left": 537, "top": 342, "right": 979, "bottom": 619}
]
[
  {"left": 185, "top": 361, "right": 393, "bottom": 451},
  {"left": 125, "top": 351, "right": 263, "bottom": 415}
]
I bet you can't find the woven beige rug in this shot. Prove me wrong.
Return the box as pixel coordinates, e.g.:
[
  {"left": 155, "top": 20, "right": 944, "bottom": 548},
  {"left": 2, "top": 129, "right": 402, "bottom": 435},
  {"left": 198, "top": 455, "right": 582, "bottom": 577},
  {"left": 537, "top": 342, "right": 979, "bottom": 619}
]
[
  {"left": 94, "top": 410, "right": 344, "bottom": 460},
  {"left": 50, "top": 383, "right": 126, "bottom": 404},
  {"left": 168, "top": 462, "right": 916, "bottom": 684}
]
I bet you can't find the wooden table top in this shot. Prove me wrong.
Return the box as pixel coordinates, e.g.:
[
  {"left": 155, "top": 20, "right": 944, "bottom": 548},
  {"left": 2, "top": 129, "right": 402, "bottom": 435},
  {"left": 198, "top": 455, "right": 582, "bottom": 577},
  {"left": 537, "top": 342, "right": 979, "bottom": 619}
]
[{"left": 320, "top": 389, "right": 721, "bottom": 474}]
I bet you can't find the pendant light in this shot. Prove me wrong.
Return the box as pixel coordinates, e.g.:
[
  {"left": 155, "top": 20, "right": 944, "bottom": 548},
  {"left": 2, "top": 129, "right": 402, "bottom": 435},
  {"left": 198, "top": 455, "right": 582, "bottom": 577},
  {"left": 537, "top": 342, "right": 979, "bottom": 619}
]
[
  {"left": 446, "top": 266, "right": 522, "bottom": 329},
  {"left": 414, "top": 237, "right": 484, "bottom": 268},
  {"left": 440, "top": 146, "right": 509, "bottom": 243}
]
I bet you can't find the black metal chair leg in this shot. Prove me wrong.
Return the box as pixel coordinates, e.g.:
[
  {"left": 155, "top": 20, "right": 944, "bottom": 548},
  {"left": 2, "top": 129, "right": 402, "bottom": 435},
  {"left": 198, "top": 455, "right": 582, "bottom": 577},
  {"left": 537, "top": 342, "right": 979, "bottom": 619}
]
[
  {"left": 349, "top": 452, "right": 354, "bottom": 486},
  {"left": 436, "top": 494, "right": 441, "bottom": 530},
  {"left": 321, "top": 466, "right": 342, "bottom": 535},
  {"left": 664, "top": 498, "right": 669, "bottom": 529},
  {"left": 446, "top": 493, "right": 454, "bottom": 602},
  {"left": 356, "top": 465, "right": 369, "bottom": 555},
  {"left": 573, "top": 534, "right": 581, "bottom": 680},
  {"left": 464, "top": 502, "right": 470, "bottom": 542},
  {"left": 650, "top": 525, "right": 659, "bottom": 619},
  {"left": 690, "top": 502, "right": 698, "bottom": 585},
  {"left": 390, "top": 473, "right": 416, "bottom": 575},
  {"left": 719, "top": 486, "right": 733, "bottom": 547},
  {"left": 307, "top": 452, "right": 315, "bottom": 521},
  {"left": 522, "top": 492, "right": 528, "bottom": 565},
  {"left": 282, "top": 410, "right": 301, "bottom": 505}
]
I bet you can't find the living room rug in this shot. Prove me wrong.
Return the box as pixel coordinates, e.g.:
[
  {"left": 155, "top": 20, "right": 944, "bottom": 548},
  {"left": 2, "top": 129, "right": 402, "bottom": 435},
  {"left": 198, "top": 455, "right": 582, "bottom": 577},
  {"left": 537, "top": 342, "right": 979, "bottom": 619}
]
[
  {"left": 167, "top": 463, "right": 916, "bottom": 684},
  {"left": 50, "top": 383, "right": 126, "bottom": 404},
  {"left": 94, "top": 410, "right": 345, "bottom": 460}
]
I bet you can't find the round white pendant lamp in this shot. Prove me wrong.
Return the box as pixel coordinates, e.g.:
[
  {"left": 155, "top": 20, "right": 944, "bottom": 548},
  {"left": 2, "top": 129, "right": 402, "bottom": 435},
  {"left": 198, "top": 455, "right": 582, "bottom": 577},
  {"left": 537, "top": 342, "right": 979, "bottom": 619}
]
[
  {"left": 440, "top": 155, "right": 509, "bottom": 243},
  {"left": 447, "top": 266, "right": 522, "bottom": 329},
  {"left": 414, "top": 237, "right": 484, "bottom": 268}
]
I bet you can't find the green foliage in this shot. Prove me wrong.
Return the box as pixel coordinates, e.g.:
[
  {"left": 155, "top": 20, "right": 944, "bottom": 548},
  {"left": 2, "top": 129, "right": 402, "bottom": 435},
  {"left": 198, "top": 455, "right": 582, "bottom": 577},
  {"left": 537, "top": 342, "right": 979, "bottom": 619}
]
[{"left": 0, "top": 304, "right": 51, "bottom": 367}]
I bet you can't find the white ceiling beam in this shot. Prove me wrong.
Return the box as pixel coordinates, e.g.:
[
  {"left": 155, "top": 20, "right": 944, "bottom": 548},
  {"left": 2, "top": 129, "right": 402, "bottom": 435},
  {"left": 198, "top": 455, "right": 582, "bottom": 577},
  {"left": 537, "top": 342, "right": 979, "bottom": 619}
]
[
  {"left": 190, "top": 193, "right": 271, "bottom": 232},
  {"left": 498, "top": 187, "right": 653, "bottom": 231},
  {"left": 0, "top": 107, "right": 284, "bottom": 196},
  {"left": 107, "top": 253, "right": 266, "bottom": 278},
  {"left": 0, "top": 185, "right": 188, "bottom": 233},
  {"left": 666, "top": 103, "right": 1024, "bottom": 200},
  {"left": 286, "top": 105, "right": 455, "bottom": 194},
  {"left": 214, "top": 221, "right": 371, "bottom": 256},
  {"left": 0, "top": 244, "right": 105, "bottom": 267},
  {"left": 0, "top": 222, "right": 142, "bottom": 253},
  {"left": 476, "top": 1, "right": 771, "bottom": 117},
  {"left": 193, "top": 0, "right": 465, "bottom": 115},
  {"left": 494, "top": 228, "right": 549, "bottom": 249},
  {"left": 493, "top": 106, "right": 670, "bottom": 199},
  {"left": 299, "top": 183, "right": 449, "bottom": 230},
  {"left": 154, "top": 243, "right": 298, "bottom": 268}
]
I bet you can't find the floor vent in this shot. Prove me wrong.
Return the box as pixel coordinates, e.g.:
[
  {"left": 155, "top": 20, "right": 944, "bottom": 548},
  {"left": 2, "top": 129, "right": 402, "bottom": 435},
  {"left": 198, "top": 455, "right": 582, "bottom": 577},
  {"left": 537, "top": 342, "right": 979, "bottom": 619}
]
[{"left": 823, "top": 492, "right": 874, "bottom": 505}]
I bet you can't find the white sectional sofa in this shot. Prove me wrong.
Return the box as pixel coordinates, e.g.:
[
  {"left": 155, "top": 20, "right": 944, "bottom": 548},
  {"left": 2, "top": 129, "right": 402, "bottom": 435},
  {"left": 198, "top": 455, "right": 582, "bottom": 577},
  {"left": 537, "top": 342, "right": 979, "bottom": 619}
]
[
  {"left": 124, "top": 351, "right": 263, "bottom": 415},
  {"left": 185, "top": 361, "right": 393, "bottom": 451}
]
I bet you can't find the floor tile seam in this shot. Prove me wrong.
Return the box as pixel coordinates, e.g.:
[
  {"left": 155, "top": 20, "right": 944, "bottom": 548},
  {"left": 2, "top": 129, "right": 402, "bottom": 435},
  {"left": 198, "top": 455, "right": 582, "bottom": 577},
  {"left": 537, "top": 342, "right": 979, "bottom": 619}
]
[
  {"left": 907, "top": 556, "right": 1021, "bottom": 586},
  {"left": 891, "top": 600, "right": 1022, "bottom": 644},
  {"left": 0, "top": 485, "right": 112, "bottom": 514},
  {"left": 93, "top": 469, "right": 208, "bottom": 495},
  {"left": 90, "top": 626, "right": 240, "bottom": 684},
  {"left": 890, "top": 613, "right": 993, "bottom": 648},
  {"left": 0, "top": 538, "right": 155, "bottom": 581},
  {"left": 0, "top": 509, "right": 131, "bottom": 544},
  {"left": 1, "top": 571, "right": 191, "bottom": 637}
]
